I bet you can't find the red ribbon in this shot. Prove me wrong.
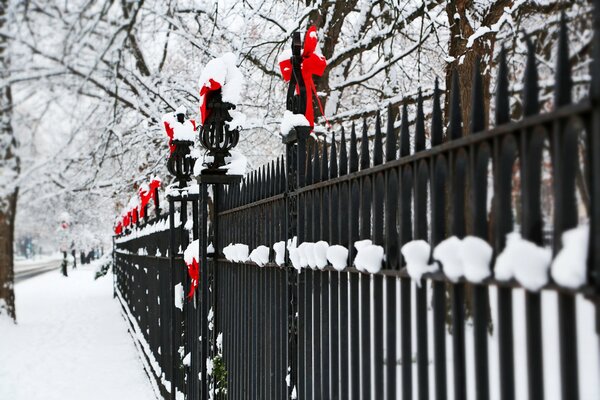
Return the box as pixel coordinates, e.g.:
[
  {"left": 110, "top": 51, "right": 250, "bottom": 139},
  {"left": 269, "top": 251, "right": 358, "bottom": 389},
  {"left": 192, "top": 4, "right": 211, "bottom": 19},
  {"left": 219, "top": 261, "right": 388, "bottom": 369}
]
[
  {"left": 279, "top": 26, "right": 327, "bottom": 127},
  {"left": 164, "top": 119, "right": 198, "bottom": 154},
  {"left": 199, "top": 79, "right": 222, "bottom": 124},
  {"left": 114, "top": 222, "right": 122, "bottom": 235},
  {"left": 138, "top": 178, "right": 161, "bottom": 219},
  {"left": 185, "top": 258, "right": 200, "bottom": 299}
]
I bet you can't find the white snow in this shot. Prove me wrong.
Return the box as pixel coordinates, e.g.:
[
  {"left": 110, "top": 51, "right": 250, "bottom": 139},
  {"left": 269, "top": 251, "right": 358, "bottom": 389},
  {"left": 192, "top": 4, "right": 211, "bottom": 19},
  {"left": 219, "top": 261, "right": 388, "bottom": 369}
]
[
  {"left": 220, "top": 150, "right": 247, "bottom": 175},
  {"left": 401, "top": 240, "right": 437, "bottom": 286},
  {"left": 287, "top": 237, "right": 302, "bottom": 272},
  {"left": 433, "top": 236, "right": 463, "bottom": 282},
  {"left": 183, "top": 353, "right": 191, "bottom": 367},
  {"left": 206, "top": 358, "right": 214, "bottom": 376},
  {"left": 198, "top": 52, "right": 245, "bottom": 108},
  {"left": 174, "top": 283, "right": 184, "bottom": 310},
  {"left": 281, "top": 110, "right": 310, "bottom": 136},
  {"left": 354, "top": 239, "right": 385, "bottom": 273},
  {"left": 184, "top": 239, "right": 199, "bottom": 265},
  {"left": 223, "top": 243, "right": 249, "bottom": 263},
  {"left": 0, "top": 266, "right": 156, "bottom": 400},
  {"left": 162, "top": 111, "right": 196, "bottom": 141},
  {"left": 551, "top": 224, "right": 589, "bottom": 289},
  {"left": 460, "top": 236, "right": 493, "bottom": 283},
  {"left": 495, "top": 232, "right": 552, "bottom": 291},
  {"left": 273, "top": 241, "right": 286, "bottom": 266},
  {"left": 297, "top": 242, "right": 313, "bottom": 269},
  {"left": 313, "top": 241, "right": 329, "bottom": 270},
  {"left": 207, "top": 242, "right": 215, "bottom": 254},
  {"left": 326, "top": 245, "right": 348, "bottom": 271},
  {"left": 249, "top": 245, "right": 270, "bottom": 267}
]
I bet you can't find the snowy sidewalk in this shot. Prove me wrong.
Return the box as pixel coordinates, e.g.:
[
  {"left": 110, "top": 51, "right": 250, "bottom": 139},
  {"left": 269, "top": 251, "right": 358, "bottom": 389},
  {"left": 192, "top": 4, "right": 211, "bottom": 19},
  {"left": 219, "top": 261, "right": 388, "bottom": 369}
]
[{"left": 0, "top": 264, "right": 156, "bottom": 400}]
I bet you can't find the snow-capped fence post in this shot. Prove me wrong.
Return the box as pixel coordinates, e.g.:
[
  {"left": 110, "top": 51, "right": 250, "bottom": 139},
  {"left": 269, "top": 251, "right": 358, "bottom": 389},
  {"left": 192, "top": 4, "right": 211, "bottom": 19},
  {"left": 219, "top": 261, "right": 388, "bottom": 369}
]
[{"left": 166, "top": 110, "right": 197, "bottom": 189}]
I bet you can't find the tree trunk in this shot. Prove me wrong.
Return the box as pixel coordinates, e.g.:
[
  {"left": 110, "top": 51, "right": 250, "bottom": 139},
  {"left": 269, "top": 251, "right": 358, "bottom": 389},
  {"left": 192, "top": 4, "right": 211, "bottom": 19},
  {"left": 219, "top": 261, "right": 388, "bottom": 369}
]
[
  {"left": 0, "top": 189, "right": 17, "bottom": 321},
  {"left": 0, "top": 0, "right": 19, "bottom": 321}
]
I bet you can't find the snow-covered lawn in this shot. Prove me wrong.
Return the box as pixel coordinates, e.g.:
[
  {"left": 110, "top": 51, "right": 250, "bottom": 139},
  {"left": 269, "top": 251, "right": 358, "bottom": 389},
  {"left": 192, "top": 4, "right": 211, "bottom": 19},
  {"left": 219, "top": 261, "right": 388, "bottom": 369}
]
[{"left": 0, "top": 264, "right": 156, "bottom": 400}]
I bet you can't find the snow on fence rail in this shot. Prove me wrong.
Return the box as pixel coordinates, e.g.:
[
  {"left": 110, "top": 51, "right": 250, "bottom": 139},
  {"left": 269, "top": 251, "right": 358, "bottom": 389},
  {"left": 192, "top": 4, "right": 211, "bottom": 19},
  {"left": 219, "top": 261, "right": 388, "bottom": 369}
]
[{"left": 114, "top": 16, "right": 600, "bottom": 400}]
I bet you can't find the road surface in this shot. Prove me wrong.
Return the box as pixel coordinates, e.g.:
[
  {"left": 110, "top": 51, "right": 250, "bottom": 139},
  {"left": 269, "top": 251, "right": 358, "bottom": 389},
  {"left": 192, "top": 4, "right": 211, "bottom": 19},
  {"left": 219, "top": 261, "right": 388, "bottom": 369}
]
[{"left": 14, "top": 258, "right": 62, "bottom": 282}]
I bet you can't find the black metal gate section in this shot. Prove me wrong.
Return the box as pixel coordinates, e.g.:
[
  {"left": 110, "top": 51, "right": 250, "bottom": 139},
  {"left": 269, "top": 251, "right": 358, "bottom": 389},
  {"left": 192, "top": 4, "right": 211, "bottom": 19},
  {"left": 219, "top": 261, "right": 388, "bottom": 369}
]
[{"left": 113, "top": 11, "right": 600, "bottom": 400}]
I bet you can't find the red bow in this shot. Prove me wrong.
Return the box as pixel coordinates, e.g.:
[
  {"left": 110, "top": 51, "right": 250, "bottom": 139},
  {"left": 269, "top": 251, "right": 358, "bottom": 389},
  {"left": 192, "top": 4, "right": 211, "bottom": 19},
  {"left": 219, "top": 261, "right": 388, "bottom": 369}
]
[
  {"left": 114, "top": 222, "right": 122, "bottom": 235},
  {"left": 199, "top": 79, "right": 222, "bottom": 124},
  {"left": 138, "top": 178, "right": 161, "bottom": 219},
  {"left": 186, "top": 258, "right": 200, "bottom": 299},
  {"left": 279, "top": 26, "right": 327, "bottom": 127}
]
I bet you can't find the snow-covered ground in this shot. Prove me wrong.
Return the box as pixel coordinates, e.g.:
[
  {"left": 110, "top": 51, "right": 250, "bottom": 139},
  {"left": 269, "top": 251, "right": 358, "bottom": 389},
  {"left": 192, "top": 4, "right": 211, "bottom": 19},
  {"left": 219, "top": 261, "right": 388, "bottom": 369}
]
[{"left": 0, "top": 263, "right": 156, "bottom": 400}]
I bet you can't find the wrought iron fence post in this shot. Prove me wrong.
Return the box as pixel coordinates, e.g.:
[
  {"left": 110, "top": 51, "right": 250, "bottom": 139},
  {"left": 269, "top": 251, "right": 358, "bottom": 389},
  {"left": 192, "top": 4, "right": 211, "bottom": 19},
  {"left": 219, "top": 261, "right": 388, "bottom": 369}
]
[{"left": 168, "top": 196, "right": 177, "bottom": 400}]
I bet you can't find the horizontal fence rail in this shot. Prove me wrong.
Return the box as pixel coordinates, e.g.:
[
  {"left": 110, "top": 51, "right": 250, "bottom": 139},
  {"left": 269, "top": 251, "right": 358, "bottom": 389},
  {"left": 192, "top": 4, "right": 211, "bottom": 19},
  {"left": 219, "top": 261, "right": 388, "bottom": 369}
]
[{"left": 113, "top": 13, "right": 600, "bottom": 400}]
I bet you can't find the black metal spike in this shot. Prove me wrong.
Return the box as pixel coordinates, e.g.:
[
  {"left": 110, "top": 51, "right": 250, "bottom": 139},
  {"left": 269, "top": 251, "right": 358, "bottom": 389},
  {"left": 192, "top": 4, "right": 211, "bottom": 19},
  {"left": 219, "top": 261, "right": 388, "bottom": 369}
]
[
  {"left": 314, "top": 143, "right": 321, "bottom": 183},
  {"left": 471, "top": 58, "right": 485, "bottom": 134},
  {"left": 415, "top": 89, "right": 425, "bottom": 151},
  {"left": 400, "top": 103, "right": 410, "bottom": 157},
  {"left": 523, "top": 36, "right": 540, "bottom": 116},
  {"left": 340, "top": 127, "right": 348, "bottom": 176},
  {"left": 270, "top": 160, "right": 276, "bottom": 196},
  {"left": 374, "top": 112, "right": 384, "bottom": 165},
  {"left": 495, "top": 47, "right": 510, "bottom": 125},
  {"left": 307, "top": 146, "right": 314, "bottom": 185},
  {"left": 330, "top": 132, "right": 338, "bottom": 179},
  {"left": 431, "top": 79, "right": 443, "bottom": 146},
  {"left": 448, "top": 69, "right": 463, "bottom": 140},
  {"left": 360, "top": 118, "right": 370, "bottom": 170},
  {"left": 386, "top": 104, "right": 397, "bottom": 161},
  {"left": 275, "top": 157, "right": 281, "bottom": 194},
  {"left": 349, "top": 122, "right": 359, "bottom": 173},
  {"left": 555, "top": 13, "right": 572, "bottom": 108},
  {"left": 322, "top": 142, "right": 329, "bottom": 182}
]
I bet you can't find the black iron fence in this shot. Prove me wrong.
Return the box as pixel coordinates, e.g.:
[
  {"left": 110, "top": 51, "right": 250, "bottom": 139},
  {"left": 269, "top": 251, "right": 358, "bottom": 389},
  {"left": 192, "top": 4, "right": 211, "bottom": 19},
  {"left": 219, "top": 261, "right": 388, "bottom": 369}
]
[{"left": 114, "top": 12, "right": 600, "bottom": 400}]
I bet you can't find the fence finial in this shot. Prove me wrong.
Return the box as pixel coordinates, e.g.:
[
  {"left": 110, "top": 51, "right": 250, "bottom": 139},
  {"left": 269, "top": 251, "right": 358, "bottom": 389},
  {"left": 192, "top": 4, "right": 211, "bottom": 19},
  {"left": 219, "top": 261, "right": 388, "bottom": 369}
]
[
  {"left": 400, "top": 103, "right": 410, "bottom": 156},
  {"left": 314, "top": 142, "right": 321, "bottom": 183},
  {"left": 330, "top": 132, "right": 338, "bottom": 179},
  {"left": 555, "top": 13, "right": 571, "bottom": 108},
  {"left": 470, "top": 58, "right": 485, "bottom": 134},
  {"left": 448, "top": 69, "right": 463, "bottom": 140},
  {"left": 415, "top": 89, "right": 425, "bottom": 151},
  {"left": 350, "top": 122, "right": 359, "bottom": 172},
  {"left": 495, "top": 47, "right": 510, "bottom": 125},
  {"left": 386, "top": 104, "right": 397, "bottom": 161},
  {"left": 523, "top": 36, "right": 540, "bottom": 116},
  {"left": 361, "top": 118, "right": 370, "bottom": 170},
  {"left": 340, "top": 127, "right": 348, "bottom": 176},
  {"left": 374, "top": 112, "right": 384, "bottom": 165},
  {"left": 431, "top": 78, "right": 443, "bottom": 146},
  {"left": 322, "top": 141, "right": 329, "bottom": 182}
]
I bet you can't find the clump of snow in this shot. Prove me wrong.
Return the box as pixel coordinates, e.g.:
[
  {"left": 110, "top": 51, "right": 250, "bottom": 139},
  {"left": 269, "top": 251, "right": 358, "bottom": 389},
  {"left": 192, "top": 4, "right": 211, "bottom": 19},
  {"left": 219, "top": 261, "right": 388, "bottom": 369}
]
[
  {"left": 162, "top": 111, "right": 196, "bottom": 141},
  {"left": 401, "top": 240, "right": 437, "bottom": 286},
  {"left": 291, "top": 386, "right": 297, "bottom": 400},
  {"left": 433, "top": 236, "right": 463, "bottom": 282},
  {"left": 199, "top": 52, "right": 245, "bottom": 107},
  {"left": 551, "top": 224, "right": 589, "bottom": 289},
  {"left": 206, "top": 358, "right": 214, "bottom": 376},
  {"left": 460, "top": 236, "right": 493, "bottom": 283},
  {"left": 354, "top": 240, "right": 385, "bottom": 274},
  {"left": 174, "top": 283, "right": 184, "bottom": 311},
  {"left": 274, "top": 241, "right": 286, "bottom": 265},
  {"left": 287, "top": 237, "right": 302, "bottom": 271},
  {"left": 223, "top": 244, "right": 236, "bottom": 262},
  {"left": 495, "top": 232, "right": 552, "bottom": 291},
  {"left": 206, "top": 242, "right": 215, "bottom": 254},
  {"left": 297, "top": 242, "right": 312, "bottom": 269},
  {"left": 227, "top": 110, "right": 247, "bottom": 130},
  {"left": 313, "top": 241, "right": 329, "bottom": 269},
  {"left": 281, "top": 110, "right": 310, "bottom": 136},
  {"left": 249, "top": 245, "right": 270, "bottom": 267},
  {"left": 327, "top": 245, "right": 348, "bottom": 271},
  {"left": 220, "top": 150, "right": 248, "bottom": 176},
  {"left": 183, "top": 239, "right": 199, "bottom": 266},
  {"left": 183, "top": 353, "right": 191, "bottom": 367},
  {"left": 223, "top": 243, "right": 249, "bottom": 263}
]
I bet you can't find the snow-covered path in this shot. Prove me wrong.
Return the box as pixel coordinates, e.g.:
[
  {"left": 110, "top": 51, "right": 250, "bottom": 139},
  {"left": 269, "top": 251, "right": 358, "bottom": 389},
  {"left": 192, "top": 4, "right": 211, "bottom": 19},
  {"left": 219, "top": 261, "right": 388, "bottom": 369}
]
[{"left": 0, "top": 265, "right": 156, "bottom": 400}]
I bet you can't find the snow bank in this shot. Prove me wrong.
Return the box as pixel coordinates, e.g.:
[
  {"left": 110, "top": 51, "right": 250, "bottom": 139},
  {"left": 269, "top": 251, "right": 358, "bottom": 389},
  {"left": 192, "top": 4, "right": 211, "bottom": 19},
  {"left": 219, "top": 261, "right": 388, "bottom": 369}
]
[
  {"left": 249, "top": 245, "right": 270, "bottom": 267},
  {"left": 327, "top": 245, "right": 348, "bottom": 271},
  {"left": 551, "top": 224, "right": 589, "bottom": 289},
  {"left": 354, "top": 240, "right": 385, "bottom": 273},
  {"left": 495, "top": 232, "right": 552, "bottom": 291},
  {"left": 401, "top": 240, "right": 437, "bottom": 286},
  {"left": 281, "top": 110, "right": 310, "bottom": 136}
]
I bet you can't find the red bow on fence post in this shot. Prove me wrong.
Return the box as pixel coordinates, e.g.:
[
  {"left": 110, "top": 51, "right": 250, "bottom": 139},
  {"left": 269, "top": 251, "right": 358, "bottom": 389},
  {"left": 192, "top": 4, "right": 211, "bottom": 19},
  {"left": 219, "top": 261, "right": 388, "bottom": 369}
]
[
  {"left": 279, "top": 26, "right": 327, "bottom": 127},
  {"left": 186, "top": 259, "right": 199, "bottom": 299}
]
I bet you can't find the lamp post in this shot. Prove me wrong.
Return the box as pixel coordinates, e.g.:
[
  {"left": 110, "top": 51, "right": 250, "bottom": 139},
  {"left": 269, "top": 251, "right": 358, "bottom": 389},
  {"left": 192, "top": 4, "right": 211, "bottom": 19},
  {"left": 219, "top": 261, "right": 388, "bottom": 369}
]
[
  {"left": 167, "top": 112, "right": 196, "bottom": 188},
  {"left": 198, "top": 89, "right": 239, "bottom": 175}
]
